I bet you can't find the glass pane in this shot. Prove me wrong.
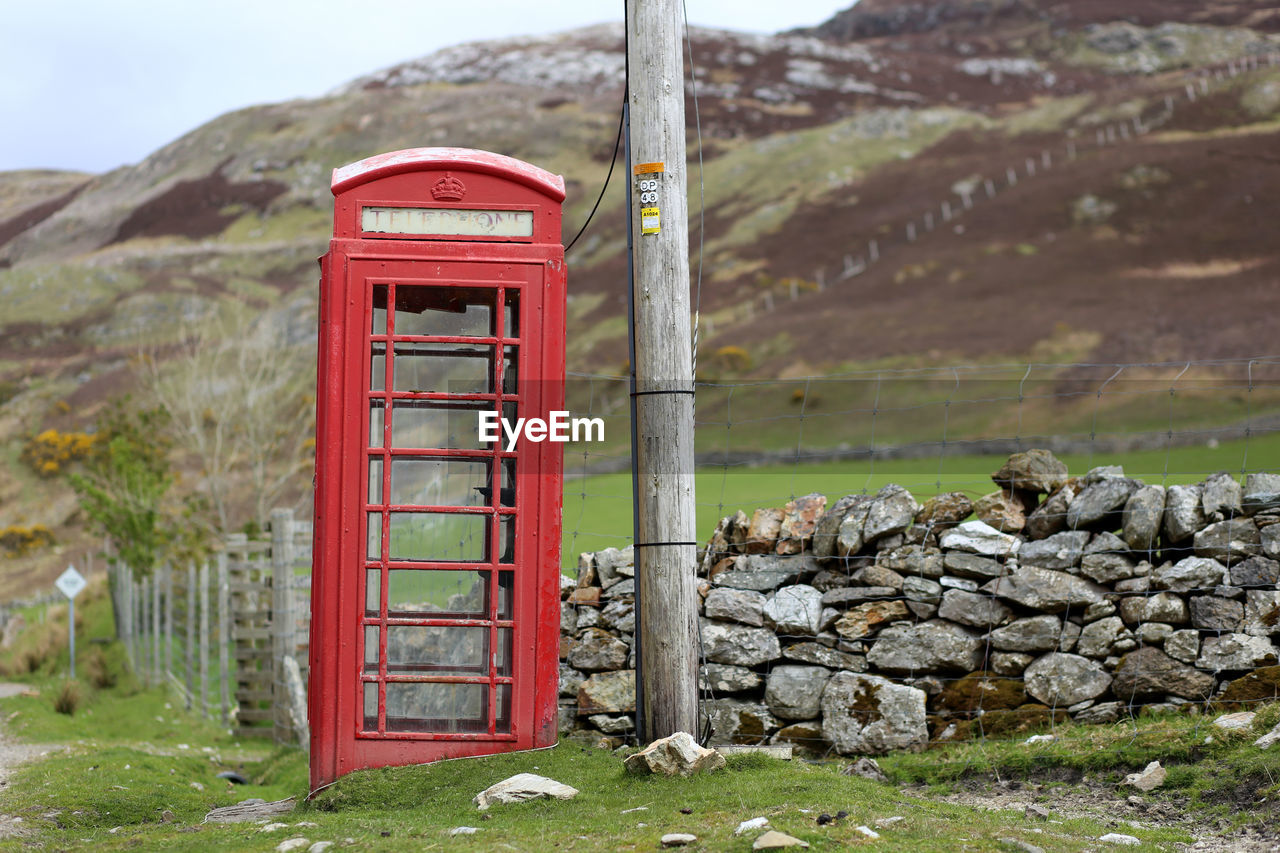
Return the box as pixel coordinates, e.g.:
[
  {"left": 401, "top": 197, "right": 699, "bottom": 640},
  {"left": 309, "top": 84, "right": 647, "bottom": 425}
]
[
  {"left": 392, "top": 286, "right": 495, "bottom": 338},
  {"left": 364, "top": 626, "right": 379, "bottom": 673},
  {"left": 387, "top": 569, "right": 488, "bottom": 617},
  {"left": 363, "top": 682, "right": 379, "bottom": 731},
  {"left": 372, "top": 285, "right": 388, "bottom": 335},
  {"left": 390, "top": 458, "right": 489, "bottom": 507},
  {"left": 497, "top": 571, "right": 513, "bottom": 620},
  {"left": 499, "top": 458, "right": 516, "bottom": 507},
  {"left": 389, "top": 512, "right": 489, "bottom": 562},
  {"left": 385, "top": 682, "right": 487, "bottom": 733},
  {"left": 387, "top": 625, "right": 488, "bottom": 675},
  {"left": 369, "top": 400, "right": 384, "bottom": 447},
  {"left": 393, "top": 344, "right": 492, "bottom": 394},
  {"left": 502, "top": 346, "right": 518, "bottom": 395},
  {"left": 496, "top": 628, "right": 512, "bottom": 677},
  {"left": 367, "top": 513, "right": 383, "bottom": 560},
  {"left": 365, "top": 569, "right": 381, "bottom": 616},
  {"left": 368, "top": 457, "right": 383, "bottom": 505},
  {"left": 392, "top": 400, "right": 489, "bottom": 450},
  {"left": 371, "top": 345, "right": 385, "bottom": 391},
  {"left": 498, "top": 516, "right": 515, "bottom": 564},
  {"left": 503, "top": 291, "right": 519, "bottom": 339},
  {"left": 496, "top": 684, "right": 512, "bottom": 734}
]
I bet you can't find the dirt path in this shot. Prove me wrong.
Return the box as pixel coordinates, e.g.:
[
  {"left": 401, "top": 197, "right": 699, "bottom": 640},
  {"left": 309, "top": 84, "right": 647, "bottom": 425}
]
[{"left": 0, "top": 682, "right": 62, "bottom": 839}]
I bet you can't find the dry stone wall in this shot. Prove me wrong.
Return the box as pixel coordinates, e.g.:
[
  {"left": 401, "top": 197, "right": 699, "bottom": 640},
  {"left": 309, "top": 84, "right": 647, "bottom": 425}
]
[{"left": 559, "top": 451, "right": 1280, "bottom": 754}]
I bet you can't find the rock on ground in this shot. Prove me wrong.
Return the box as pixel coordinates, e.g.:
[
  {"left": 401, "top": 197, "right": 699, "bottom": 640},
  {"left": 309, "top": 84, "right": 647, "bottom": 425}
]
[
  {"left": 623, "top": 731, "right": 725, "bottom": 777},
  {"left": 474, "top": 773, "right": 580, "bottom": 809}
]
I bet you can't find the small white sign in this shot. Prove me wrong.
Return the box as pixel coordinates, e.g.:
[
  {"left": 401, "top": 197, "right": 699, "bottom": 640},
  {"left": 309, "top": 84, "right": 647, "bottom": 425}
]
[{"left": 56, "top": 566, "right": 87, "bottom": 600}]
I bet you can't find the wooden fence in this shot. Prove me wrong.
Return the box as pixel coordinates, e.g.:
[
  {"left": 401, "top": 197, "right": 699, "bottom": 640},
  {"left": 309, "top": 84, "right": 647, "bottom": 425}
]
[{"left": 114, "top": 508, "right": 311, "bottom": 746}]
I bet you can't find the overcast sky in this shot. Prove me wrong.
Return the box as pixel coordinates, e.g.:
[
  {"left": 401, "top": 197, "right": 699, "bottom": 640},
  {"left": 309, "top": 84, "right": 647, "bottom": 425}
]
[{"left": 3, "top": 0, "right": 854, "bottom": 174}]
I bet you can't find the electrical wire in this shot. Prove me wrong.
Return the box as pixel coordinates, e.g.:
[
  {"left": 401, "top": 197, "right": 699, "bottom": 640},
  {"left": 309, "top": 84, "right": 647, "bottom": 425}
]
[
  {"left": 683, "top": 0, "right": 707, "bottom": 375},
  {"left": 564, "top": 99, "right": 626, "bottom": 255}
]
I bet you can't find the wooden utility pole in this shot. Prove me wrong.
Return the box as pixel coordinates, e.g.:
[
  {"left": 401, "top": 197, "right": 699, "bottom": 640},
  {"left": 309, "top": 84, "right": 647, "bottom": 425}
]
[{"left": 626, "top": 0, "right": 700, "bottom": 740}]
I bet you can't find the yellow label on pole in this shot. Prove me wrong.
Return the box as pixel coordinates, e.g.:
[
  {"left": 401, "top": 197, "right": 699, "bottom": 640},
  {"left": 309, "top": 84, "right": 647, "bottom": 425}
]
[
  {"left": 634, "top": 162, "right": 665, "bottom": 174},
  {"left": 641, "top": 207, "right": 661, "bottom": 235}
]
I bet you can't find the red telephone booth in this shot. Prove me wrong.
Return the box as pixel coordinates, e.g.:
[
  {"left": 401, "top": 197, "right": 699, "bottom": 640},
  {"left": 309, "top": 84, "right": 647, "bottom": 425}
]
[{"left": 309, "top": 148, "right": 566, "bottom": 791}]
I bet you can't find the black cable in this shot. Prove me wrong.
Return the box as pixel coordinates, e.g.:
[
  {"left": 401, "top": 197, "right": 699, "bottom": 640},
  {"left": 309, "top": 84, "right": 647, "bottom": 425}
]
[{"left": 564, "top": 98, "right": 626, "bottom": 255}]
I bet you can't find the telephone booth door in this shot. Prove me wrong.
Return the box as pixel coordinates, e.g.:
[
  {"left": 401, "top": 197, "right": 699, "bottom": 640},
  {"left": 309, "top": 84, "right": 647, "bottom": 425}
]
[{"left": 310, "top": 149, "right": 565, "bottom": 791}]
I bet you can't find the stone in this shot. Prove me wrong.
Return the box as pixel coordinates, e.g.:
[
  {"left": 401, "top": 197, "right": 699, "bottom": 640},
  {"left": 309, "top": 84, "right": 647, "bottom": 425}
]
[
  {"left": 1164, "top": 630, "right": 1199, "bottom": 663},
  {"left": 902, "top": 576, "right": 942, "bottom": 602},
  {"left": 940, "top": 520, "right": 1020, "bottom": 557},
  {"left": 866, "top": 620, "right": 983, "bottom": 674},
  {"left": 836, "top": 501, "right": 875, "bottom": 557},
  {"left": 1074, "top": 701, "right": 1124, "bottom": 724},
  {"left": 588, "top": 714, "right": 634, "bottom": 734},
  {"left": 1083, "top": 601, "right": 1117, "bottom": 622},
  {"left": 1244, "top": 590, "right": 1280, "bottom": 637},
  {"left": 783, "top": 641, "right": 865, "bottom": 671},
  {"left": 773, "top": 721, "right": 828, "bottom": 749},
  {"left": 1114, "top": 576, "right": 1150, "bottom": 594},
  {"left": 1135, "top": 622, "right": 1173, "bottom": 645},
  {"left": 1112, "top": 648, "right": 1215, "bottom": 700},
  {"left": 1264, "top": 522, "right": 1280, "bottom": 560},
  {"left": 990, "top": 652, "right": 1034, "bottom": 676},
  {"left": 862, "top": 484, "right": 921, "bottom": 544},
  {"left": 745, "top": 507, "right": 786, "bottom": 554},
  {"left": 834, "top": 600, "right": 910, "bottom": 639},
  {"left": 992, "top": 449, "right": 1069, "bottom": 494},
  {"left": 567, "top": 628, "right": 630, "bottom": 672},
  {"left": 1123, "top": 761, "right": 1166, "bottom": 792},
  {"left": 812, "top": 495, "right": 871, "bottom": 558},
  {"left": 576, "top": 606, "right": 601, "bottom": 630},
  {"left": 1098, "top": 833, "right": 1141, "bottom": 846},
  {"left": 1230, "top": 555, "right": 1280, "bottom": 588},
  {"left": 1194, "top": 519, "right": 1262, "bottom": 565},
  {"left": 1189, "top": 596, "right": 1243, "bottom": 631},
  {"left": 1118, "top": 592, "right": 1189, "bottom": 625},
  {"left": 560, "top": 602, "right": 578, "bottom": 635},
  {"left": 1163, "top": 484, "right": 1204, "bottom": 543},
  {"left": 623, "top": 731, "right": 725, "bottom": 777},
  {"left": 764, "top": 584, "right": 824, "bottom": 636},
  {"left": 765, "top": 665, "right": 832, "bottom": 720},
  {"left": 661, "top": 834, "right": 698, "bottom": 847},
  {"left": 936, "top": 671, "right": 1026, "bottom": 713},
  {"left": 1122, "top": 485, "right": 1165, "bottom": 551},
  {"left": 777, "top": 493, "right": 827, "bottom": 555},
  {"left": 853, "top": 565, "right": 905, "bottom": 590},
  {"left": 940, "top": 576, "right": 979, "bottom": 591},
  {"left": 560, "top": 663, "right": 585, "bottom": 698},
  {"left": 1079, "top": 553, "right": 1140, "bottom": 584},
  {"left": 568, "top": 587, "right": 602, "bottom": 606},
  {"left": 701, "top": 620, "right": 781, "bottom": 667},
  {"left": 841, "top": 756, "right": 889, "bottom": 782},
  {"left": 703, "top": 700, "right": 779, "bottom": 744},
  {"left": 600, "top": 599, "right": 635, "bottom": 633},
  {"left": 1152, "top": 556, "right": 1226, "bottom": 592},
  {"left": 1019, "top": 531, "right": 1090, "bottom": 570},
  {"left": 1243, "top": 473, "right": 1280, "bottom": 515},
  {"left": 1212, "top": 711, "right": 1257, "bottom": 732},
  {"left": 878, "top": 544, "right": 944, "bottom": 578},
  {"left": 699, "top": 515, "right": 736, "bottom": 575},
  {"left": 752, "top": 831, "right": 809, "bottom": 850},
  {"left": 275, "top": 840, "right": 309, "bottom": 853},
  {"left": 820, "top": 587, "right": 898, "bottom": 608},
  {"left": 1024, "top": 653, "right": 1112, "bottom": 706},
  {"left": 474, "top": 773, "right": 579, "bottom": 809},
  {"left": 1025, "top": 482, "right": 1076, "bottom": 540},
  {"left": 989, "top": 615, "right": 1063, "bottom": 653},
  {"left": 983, "top": 566, "right": 1107, "bottom": 612},
  {"left": 973, "top": 490, "right": 1026, "bottom": 533},
  {"left": 1076, "top": 617, "right": 1125, "bottom": 658},
  {"left": 1202, "top": 472, "right": 1243, "bottom": 522},
  {"left": 704, "top": 587, "right": 767, "bottom": 627},
  {"left": 700, "top": 664, "right": 763, "bottom": 694},
  {"left": 736, "top": 818, "right": 770, "bottom": 836},
  {"left": 821, "top": 671, "right": 928, "bottom": 754},
  {"left": 1197, "top": 634, "right": 1279, "bottom": 671},
  {"left": 715, "top": 555, "right": 813, "bottom": 592},
  {"left": 578, "top": 671, "right": 635, "bottom": 715},
  {"left": 906, "top": 601, "right": 938, "bottom": 620},
  {"left": 942, "top": 552, "right": 1007, "bottom": 581},
  {"left": 1256, "top": 721, "right": 1280, "bottom": 749},
  {"left": 1068, "top": 478, "right": 1139, "bottom": 529},
  {"left": 602, "top": 578, "right": 635, "bottom": 600},
  {"left": 916, "top": 492, "right": 973, "bottom": 529},
  {"left": 937, "top": 589, "right": 1012, "bottom": 629},
  {"left": 1084, "top": 465, "right": 1126, "bottom": 484}
]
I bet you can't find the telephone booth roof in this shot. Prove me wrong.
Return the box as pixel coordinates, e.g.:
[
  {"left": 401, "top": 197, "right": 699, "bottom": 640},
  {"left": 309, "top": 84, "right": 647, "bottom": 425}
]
[{"left": 331, "top": 147, "right": 566, "bottom": 201}]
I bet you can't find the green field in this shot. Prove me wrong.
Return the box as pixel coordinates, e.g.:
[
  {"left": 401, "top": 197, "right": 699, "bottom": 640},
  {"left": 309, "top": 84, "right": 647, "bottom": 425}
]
[{"left": 559, "top": 432, "right": 1280, "bottom": 568}]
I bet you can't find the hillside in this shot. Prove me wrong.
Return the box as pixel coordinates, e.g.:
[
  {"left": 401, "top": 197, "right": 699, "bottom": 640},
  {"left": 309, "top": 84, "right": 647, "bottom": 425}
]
[{"left": 1, "top": 1, "right": 1278, "bottom": 587}]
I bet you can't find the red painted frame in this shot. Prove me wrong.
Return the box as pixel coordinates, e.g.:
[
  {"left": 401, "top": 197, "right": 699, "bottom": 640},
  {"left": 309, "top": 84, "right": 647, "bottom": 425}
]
[{"left": 310, "top": 149, "right": 565, "bottom": 792}]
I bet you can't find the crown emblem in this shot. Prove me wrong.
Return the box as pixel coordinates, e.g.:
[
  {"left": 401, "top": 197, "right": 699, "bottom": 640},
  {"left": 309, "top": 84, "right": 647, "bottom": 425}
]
[{"left": 431, "top": 173, "right": 466, "bottom": 201}]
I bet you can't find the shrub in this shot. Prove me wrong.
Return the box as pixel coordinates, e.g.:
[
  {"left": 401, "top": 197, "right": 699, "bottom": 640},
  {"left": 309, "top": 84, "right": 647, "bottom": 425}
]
[
  {"left": 86, "top": 646, "right": 116, "bottom": 689},
  {"left": 714, "top": 345, "right": 752, "bottom": 373},
  {"left": 0, "top": 524, "right": 55, "bottom": 556},
  {"left": 53, "top": 681, "right": 81, "bottom": 715},
  {"left": 21, "top": 429, "right": 95, "bottom": 477}
]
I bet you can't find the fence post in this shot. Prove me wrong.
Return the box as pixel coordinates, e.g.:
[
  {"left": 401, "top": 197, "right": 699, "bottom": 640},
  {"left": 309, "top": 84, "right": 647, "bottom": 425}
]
[
  {"left": 271, "top": 508, "right": 298, "bottom": 745},
  {"left": 152, "top": 572, "right": 161, "bottom": 688},
  {"left": 185, "top": 563, "right": 196, "bottom": 709},
  {"left": 218, "top": 551, "right": 231, "bottom": 727},
  {"left": 200, "top": 562, "right": 210, "bottom": 717},
  {"left": 121, "top": 566, "right": 134, "bottom": 672},
  {"left": 163, "top": 566, "right": 173, "bottom": 690}
]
